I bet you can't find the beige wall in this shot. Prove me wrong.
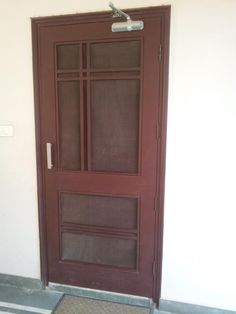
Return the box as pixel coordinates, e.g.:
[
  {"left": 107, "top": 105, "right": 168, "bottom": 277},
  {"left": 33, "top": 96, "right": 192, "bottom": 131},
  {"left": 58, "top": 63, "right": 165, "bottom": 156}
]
[{"left": 0, "top": 0, "right": 236, "bottom": 311}]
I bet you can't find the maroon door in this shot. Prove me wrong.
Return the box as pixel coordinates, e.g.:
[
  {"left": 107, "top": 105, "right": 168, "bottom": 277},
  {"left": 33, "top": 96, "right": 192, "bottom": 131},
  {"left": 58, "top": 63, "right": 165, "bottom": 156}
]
[{"left": 33, "top": 7, "right": 169, "bottom": 299}]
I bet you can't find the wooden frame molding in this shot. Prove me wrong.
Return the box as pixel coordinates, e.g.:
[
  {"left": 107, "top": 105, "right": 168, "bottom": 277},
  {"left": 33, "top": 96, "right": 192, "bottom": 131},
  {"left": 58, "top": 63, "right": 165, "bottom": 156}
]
[{"left": 31, "top": 5, "right": 170, "bottom": 305}]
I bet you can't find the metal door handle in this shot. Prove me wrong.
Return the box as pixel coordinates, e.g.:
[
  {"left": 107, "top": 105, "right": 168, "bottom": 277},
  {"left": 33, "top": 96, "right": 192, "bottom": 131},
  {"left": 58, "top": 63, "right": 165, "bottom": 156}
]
[{"left": 46, "top": 143, "right": 53, "bottom": 169}]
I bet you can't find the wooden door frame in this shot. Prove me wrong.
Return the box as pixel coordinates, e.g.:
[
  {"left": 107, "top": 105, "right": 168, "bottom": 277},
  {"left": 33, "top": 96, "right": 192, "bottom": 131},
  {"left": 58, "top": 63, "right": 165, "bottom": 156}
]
[{"left": 31, "top": 5, "right": 170, "bottom": 305}]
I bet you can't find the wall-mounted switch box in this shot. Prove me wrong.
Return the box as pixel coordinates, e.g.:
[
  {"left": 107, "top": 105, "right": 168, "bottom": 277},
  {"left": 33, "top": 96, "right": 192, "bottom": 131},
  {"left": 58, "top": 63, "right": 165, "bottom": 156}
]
[{"left": 0, "top": 125, "right": 14, "bottom": 137}]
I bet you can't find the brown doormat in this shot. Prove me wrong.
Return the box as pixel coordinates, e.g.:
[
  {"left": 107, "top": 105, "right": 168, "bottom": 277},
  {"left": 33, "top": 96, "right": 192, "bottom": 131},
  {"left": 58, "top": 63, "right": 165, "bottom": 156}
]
[{"left": 53, "top": 295, "right": 152, "bottom": 314}]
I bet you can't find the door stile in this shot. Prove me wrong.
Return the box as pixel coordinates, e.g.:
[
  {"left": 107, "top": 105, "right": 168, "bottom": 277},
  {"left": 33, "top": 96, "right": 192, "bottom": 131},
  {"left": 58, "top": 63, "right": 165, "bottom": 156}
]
[
  {"left": 79, "top": 43, "right": 85, "bottom": 171},
  {"left": 31, "top": 20, "right": 49, "bottom": 287},
  {"left": 54, "top": 44, "right": 60, "bottom": 171},
  {"left": 86, "top": 43, "right": 92, "bottom": 171},
  {"left": 138, "top": 37, "right": 144, "bottom": 177},
  {"left": 82, "top": 80, "right": 88, "bottom": 171},
  {"left": 153, "top": 10, "right": 171, "bottom": 304},
  {"left": 79, "top": 80, "right": 85, "bottom": 171}
]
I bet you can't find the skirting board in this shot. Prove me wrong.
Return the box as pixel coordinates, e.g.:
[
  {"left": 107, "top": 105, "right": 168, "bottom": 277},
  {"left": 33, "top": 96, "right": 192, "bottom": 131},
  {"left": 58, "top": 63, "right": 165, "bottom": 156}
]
[
  {"left": 159, "top": 299, "right": 236, "bottom": 314},
  {"left": 0, "top": 273, "right": 42, "bottom": 290}
]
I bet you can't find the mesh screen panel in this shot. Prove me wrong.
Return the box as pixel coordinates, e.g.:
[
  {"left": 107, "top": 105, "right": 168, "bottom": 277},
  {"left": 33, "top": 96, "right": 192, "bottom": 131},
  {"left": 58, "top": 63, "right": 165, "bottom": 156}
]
[
  {"left": 58, "top": 81, "right": 80, "bottom": 170},
  {"left": 62, "top": 233, "right": 137, "bottom": 268},
  {"left": 57, "top": 44, "right": 80, "bottom": 69},
  {"left": 90, "top": 41, "right": 141, "bottom": 68},
  {"left": 91, "top": 80, "right": 140, "bottom": 173},
  {"left": 61, "top": 193, "right": 137, "bottom": 229}
]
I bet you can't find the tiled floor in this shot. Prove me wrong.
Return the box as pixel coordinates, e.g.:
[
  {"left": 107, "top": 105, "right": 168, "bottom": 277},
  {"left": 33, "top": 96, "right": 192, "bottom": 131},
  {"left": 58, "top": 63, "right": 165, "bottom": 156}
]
[{"left": 0, "top": 285, "right": 62, "bottom": 313}]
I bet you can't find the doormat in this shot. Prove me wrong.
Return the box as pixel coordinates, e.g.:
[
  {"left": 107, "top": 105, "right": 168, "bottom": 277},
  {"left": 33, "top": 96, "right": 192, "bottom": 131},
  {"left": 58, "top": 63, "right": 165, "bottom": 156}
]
[{"left": 53, "top": 295, "right": 152, "bottom": 314}]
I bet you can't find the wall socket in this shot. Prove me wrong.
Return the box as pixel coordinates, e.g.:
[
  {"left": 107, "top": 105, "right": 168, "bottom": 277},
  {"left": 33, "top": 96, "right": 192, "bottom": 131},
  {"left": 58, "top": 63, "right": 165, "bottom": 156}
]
[{"left": 0, "top": 125, "right": 14, "bottom": 137}]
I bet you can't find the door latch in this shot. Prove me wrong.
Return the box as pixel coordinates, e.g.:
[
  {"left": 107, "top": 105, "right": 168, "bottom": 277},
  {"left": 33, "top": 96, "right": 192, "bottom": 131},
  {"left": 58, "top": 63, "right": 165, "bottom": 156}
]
[{"left": 46, "top": 143, "right": 53, "bottom": 169}]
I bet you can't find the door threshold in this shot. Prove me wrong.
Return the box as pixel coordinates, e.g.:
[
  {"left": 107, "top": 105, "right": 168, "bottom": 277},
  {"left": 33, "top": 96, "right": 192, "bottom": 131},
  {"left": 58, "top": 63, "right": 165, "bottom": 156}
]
[{"left": 47, "top": 282, "right": 153, "bottom": 308}]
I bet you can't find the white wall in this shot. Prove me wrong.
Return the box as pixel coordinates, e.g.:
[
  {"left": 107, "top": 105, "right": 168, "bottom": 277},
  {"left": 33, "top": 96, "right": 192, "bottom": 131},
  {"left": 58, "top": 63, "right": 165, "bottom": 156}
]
[
  {"left": 161, "top": 0, "right": 236, "bottom": 312},
  {"left": 0, "top": 0, "right": 235, "bottom": 311}
]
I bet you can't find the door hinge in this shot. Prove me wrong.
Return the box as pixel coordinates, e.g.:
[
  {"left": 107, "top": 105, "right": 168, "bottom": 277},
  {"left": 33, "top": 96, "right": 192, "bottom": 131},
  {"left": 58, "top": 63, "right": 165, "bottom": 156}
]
[
  {"left": 154, "top": 196, "right": 158, "bottom": 212},
  {"left": 159, "top": 44, "right": 162, "bottom": 61},
  {"left": 152, "top": 260, "right": 156, "bottom": 276},
  {"left": 156, "top": 123, "right": 161, "bottom": 140}
]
